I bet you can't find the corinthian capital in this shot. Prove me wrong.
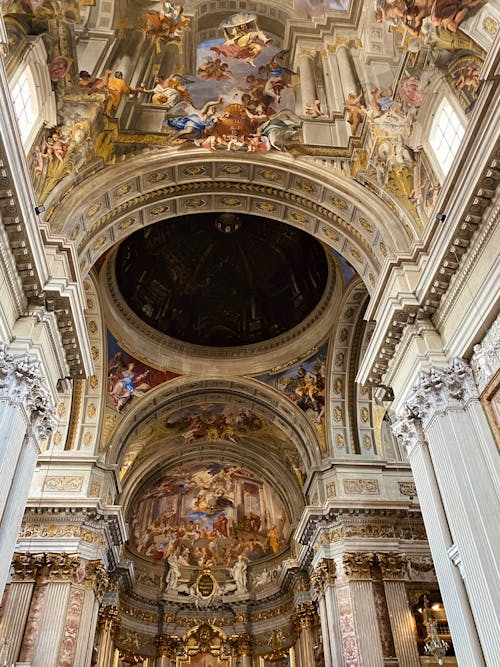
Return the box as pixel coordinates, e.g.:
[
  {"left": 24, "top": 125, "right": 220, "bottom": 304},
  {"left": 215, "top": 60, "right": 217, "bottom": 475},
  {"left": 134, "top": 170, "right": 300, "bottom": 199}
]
[
  {"left": 0, "top": 344, "right": 57, "bottom": 437},
  {"left": 377, "top": 553, "right": 407, "bottom": 580},
  {"left": 397, "top": 358, "right": 478, "bottom": 432},
  {"left": 391, "top": 407, "right": 427, "bottom": 457},
  {"left": 343, "top": 552, "right": 374, "bottom": 580}
]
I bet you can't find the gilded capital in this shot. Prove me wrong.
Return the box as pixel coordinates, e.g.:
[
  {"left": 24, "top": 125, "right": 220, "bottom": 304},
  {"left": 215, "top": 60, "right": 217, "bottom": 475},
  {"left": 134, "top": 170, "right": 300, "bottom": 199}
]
[
  {"left": 235, "top": 633, "right": 253, "bottom": 656},
  {"left": 97, "top": 604, "right": 120, "bottom": 634},
  {"left": 377, "top": 553, "right": 407, "bottom": 580},
  {"left": 10, "top": 552, "right": 45, "bottom": 580},
  {"left": 157, "top": 634, "right": 179, "bottom": 658},
  {"left": 343, "top": 552, "right": 375, "bottom": 580},
  {"left": 43, "top": 553, "right": 81, "bottom": 581},
  {"left": 85, "top": 560, "right": 110, "bottom": 598},
  {"left": 312, "top": 558, "right": 336, "bottom": 594}
]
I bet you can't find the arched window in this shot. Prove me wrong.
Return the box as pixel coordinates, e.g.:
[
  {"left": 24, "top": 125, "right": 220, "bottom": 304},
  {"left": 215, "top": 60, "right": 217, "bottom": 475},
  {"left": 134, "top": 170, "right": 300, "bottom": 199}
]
[
  {"left": 429, "top": 98, "right": 465, "bottom": 176},
  {"left": 10, "top": 69, "right": 38, "bottom": 144},
  {"left": 7, "top": 36, "right": 57, "bottom": 151}
]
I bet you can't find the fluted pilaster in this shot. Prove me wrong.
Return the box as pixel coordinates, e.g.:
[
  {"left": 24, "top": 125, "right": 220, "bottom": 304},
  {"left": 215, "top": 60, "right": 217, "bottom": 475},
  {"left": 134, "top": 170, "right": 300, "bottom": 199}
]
[
  {"left": 378, "top": 555, "right": 419, "bottom": 667},
  {"left": 392, "top": 413, "right": 486, "bottom": 666},
  {"left": 0, "top": 579, "right": 34, "bottom": 663},
  {"left": 343, "top": 552, "right": 384, "bottom": 667}
]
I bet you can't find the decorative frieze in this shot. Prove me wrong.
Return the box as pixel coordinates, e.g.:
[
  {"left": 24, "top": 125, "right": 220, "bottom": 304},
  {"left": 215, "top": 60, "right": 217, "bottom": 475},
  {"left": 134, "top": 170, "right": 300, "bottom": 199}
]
[
  {"left": 343, "top": 478, "right": 380, "bottom": 495},
  {"left": 398, "top": 482, "right": 417, "bottom": 497}
]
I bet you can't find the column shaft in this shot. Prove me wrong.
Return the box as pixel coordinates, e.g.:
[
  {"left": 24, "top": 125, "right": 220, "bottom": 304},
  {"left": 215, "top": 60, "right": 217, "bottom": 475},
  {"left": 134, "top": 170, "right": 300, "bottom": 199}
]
[
  {"left": 298, "top": 53, "right": 317, "bottom": 112},
  {"left": 383, "top": 580, "right": 420, "bottom": 667},
  {"left": 0, "top": 434, "right": 39, "bottom": 597},
  {"left": 350, "top": 580, "right": 385, "bottom": 667},
  {"left": 0, "top": 580, "right": 34, "bottom": 663},
  {"left": 324, "top": 585, "right": 343, "bottom": 667},
  {"left": 32, "top": 581, "right": 72, "bottom": 667},
  {"left": 72, "top": 588, "right": 99, "bottom": 667},
  {"left": 317, "top": 593, "right": 333, "bottom": 667},
  {"left": 336, "top": 45, "right": 359, "bottom": 98},
  {"left": 425, "top": 404, "right": 499, "bottom": 664}
]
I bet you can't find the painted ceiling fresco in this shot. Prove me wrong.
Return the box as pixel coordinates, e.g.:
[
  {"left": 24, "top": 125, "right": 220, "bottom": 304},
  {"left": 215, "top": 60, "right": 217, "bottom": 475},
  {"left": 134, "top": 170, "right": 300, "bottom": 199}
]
[
  {"left": 130, "top": 461, "right": 290, "bottom": 567},
  {"left": 2, "top": 0, "right": 494, "bottom": 231},
  {"left": 119, "top": 402, "right": 306, "bottom": 484}
]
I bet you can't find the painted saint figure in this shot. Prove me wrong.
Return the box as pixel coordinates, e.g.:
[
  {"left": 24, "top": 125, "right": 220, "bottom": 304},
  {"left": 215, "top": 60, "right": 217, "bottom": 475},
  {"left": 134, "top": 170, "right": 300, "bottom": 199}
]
[{"left": 211, "top": 14, "right": 271, "bottom": 67}]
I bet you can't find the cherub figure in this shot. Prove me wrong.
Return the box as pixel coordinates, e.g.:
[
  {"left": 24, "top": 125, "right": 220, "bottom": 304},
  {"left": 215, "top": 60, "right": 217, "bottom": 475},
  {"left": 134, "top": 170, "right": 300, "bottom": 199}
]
[{"left": 344, "top": 91, "right": 366, "bottom": 134}]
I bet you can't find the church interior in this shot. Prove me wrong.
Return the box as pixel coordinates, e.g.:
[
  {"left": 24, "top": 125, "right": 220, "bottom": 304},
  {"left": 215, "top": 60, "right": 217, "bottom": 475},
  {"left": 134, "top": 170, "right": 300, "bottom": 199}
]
[{"left": 0, "top": 0, "right": 498, "bottom": 665}]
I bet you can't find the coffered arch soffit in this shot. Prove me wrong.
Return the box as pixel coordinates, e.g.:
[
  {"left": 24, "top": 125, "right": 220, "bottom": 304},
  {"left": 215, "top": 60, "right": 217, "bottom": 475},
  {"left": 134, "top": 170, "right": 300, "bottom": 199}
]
[
  {"left": 45, "top": 151, "right": 414, "bottom": 291},
  {"left": 106, "top": 375, "right": 323, "bottom": 489}
]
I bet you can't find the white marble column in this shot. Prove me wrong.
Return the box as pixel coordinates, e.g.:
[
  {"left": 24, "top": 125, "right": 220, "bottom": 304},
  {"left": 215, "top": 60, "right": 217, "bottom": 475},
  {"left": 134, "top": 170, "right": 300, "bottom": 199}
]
[
  {"left": 393, "top": 403, "right": 486, "bottom": 666},
  {"left": 324, "top": 584, "right": 344, "bottom": 667},
  {"left": 317, "top": 592, "right": 332, "bottom": 667},
  {"left": 396, "top": 359, "right": 498, "bottom": 665},
  {"left": 71, "top": 561, "right": 108, "bottom": 667},
  {"left": 312, "top": 559, "right": 342, "bottom": 667},
  {"left": 343, "top": 553, "right": 385, "bottom": 667},
  {"left": 378, "top": 555, "right": 420, "bottom": 667},
  {"left": 0, "top": 347, "right": 56, "bottom": 599}
]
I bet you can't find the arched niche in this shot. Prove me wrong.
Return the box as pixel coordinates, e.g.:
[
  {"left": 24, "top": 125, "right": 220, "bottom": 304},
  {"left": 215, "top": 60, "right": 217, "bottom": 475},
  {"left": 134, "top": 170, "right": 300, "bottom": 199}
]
[{"left": 106, "top": 376, "right": 323, "bottom": 488}]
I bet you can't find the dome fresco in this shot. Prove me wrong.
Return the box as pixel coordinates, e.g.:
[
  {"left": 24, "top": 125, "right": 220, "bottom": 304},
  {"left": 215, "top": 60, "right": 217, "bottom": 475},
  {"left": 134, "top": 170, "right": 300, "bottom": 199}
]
[
  {"left": 130, "top": 461, "right": 291, "bottom": 568},
  {"left": 115, "top": 213, "right": 329, "bottom": 347}
]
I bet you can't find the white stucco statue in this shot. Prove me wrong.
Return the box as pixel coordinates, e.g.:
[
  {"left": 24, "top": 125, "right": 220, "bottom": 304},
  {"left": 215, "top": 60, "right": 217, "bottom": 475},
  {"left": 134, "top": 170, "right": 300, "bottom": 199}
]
[{"left": 230, "top": 555, "right": 248, "bottom": 593}]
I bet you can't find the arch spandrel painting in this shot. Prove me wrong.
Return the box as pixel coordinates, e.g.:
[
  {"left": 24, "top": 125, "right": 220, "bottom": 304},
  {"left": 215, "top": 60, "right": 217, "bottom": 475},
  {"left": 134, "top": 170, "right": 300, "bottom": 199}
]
[
  {"left": 101, "top": 331, "right": 181, "bottom": 448},
  {"left": 256, "top": 341, "right": 328, "bottom": 450},
  {"left": 130, "top": 461, "right": 290, "bottom": 567}
]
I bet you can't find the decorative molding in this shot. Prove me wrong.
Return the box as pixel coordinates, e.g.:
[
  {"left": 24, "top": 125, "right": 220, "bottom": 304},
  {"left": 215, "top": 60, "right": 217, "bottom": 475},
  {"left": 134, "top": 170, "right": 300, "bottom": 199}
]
[
  {"left": 343, "top": 478, "right": 380, "bottom": 495},
  {"left": 42, "top": 476, "right": 84, "bottom": 492},
  {"left": 398, "top": 481, "right": 417, "bottom": 497}
]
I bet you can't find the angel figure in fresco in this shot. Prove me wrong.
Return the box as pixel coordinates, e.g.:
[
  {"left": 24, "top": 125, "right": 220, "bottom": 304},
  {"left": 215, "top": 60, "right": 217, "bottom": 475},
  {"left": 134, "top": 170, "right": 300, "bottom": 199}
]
[
  {"left": 305, "top": 99, "right": 328, "bottom": 118},
  {"left": 146, "top": 0, "right": 190, "bottom": 52},
  {"left": 454, "top": 63, "right": 480, "bottom": 90},
  {"left": 197, "top": 57, "right": 232, "bottom": 81},
  {"left": 376, "top": 0, "right": 489, "bottom": 34},
  {"left": 108, "top": 360, "right": 151, "bottom": 411},
  {"left": 162, "top": 98, "right": 223, "bottom": 139},
  {"left": 211, "top": 14, "right": 271, "bottom": 67}
]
